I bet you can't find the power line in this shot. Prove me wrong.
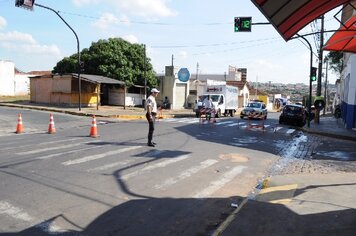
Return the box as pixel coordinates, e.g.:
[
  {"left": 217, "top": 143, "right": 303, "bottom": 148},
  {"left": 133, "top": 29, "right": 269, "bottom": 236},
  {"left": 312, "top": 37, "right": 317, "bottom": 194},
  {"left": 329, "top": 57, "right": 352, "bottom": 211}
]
[{"left": 151, "top": 36, "right": 281, "bottom": 48}]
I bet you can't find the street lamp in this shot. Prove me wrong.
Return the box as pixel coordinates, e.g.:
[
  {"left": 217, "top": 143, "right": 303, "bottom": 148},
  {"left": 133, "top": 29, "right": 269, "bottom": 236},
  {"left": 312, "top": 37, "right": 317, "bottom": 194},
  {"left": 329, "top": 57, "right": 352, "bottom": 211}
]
[{"left": 15, "top": 1, "right": 82, "bottom": 111}]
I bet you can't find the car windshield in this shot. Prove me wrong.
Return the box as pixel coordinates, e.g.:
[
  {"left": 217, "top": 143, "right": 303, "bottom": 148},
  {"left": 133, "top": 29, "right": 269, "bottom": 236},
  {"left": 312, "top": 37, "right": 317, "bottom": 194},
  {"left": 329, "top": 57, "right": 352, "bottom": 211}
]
[
  {"left": 199, "top": 95, "right": 220, "bottom": 102},
  {"left": 247, "top": 103, "right": 261, "bottom": 108},
  {"left": 211, "top": 95, "right": 220, "bottom": 102},
  {"left": 284, "top": 106, "right": 302, "bottom": 114}
]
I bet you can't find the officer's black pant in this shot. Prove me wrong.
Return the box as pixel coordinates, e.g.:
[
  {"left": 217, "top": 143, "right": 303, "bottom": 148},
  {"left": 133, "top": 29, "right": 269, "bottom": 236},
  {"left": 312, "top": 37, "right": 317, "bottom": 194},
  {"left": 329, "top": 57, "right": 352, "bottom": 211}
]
[{"left": 146, "top": 112, "right": 156, "bottom": 144}]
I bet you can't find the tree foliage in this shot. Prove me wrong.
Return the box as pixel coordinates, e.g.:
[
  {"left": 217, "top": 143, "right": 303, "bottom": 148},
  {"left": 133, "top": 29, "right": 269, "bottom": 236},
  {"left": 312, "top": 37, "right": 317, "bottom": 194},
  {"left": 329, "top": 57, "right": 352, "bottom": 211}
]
[
  {"left": 53, "top": 38, "right": 157, "bottom": 88},
  {"left": 325, "top": 51, "right": 343, "bottom": 78}
]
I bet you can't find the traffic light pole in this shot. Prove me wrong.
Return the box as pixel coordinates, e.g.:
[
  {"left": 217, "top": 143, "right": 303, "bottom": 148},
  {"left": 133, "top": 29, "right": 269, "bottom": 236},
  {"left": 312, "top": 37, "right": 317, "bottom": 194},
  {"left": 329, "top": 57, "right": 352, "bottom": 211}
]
[
  {"left": 296, "top": 34, "right": 313, "bottom": 128},
  {"left": 34, "top": 3, "right": 82, "bottom": 111},
  {"left": 315, "top": 15, "right": 325, "bottom": 124}
]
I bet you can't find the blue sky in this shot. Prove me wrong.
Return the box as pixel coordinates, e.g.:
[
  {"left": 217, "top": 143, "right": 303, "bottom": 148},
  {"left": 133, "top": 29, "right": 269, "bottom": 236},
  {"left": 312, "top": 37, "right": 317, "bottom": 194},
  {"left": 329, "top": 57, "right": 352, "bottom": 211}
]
[{"left": 0, "top": 0, "right": 342, "bottom": 84}]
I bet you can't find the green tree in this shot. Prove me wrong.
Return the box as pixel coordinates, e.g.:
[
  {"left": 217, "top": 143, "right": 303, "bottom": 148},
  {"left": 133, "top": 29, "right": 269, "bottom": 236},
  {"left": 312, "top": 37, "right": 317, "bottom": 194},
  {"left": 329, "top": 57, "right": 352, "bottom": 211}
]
[
  {"left": 53, "top": 38, "right": 157, "bottom": 88},
  {"left": 325, "top": 51, "right": 343, "bottom": 78}
]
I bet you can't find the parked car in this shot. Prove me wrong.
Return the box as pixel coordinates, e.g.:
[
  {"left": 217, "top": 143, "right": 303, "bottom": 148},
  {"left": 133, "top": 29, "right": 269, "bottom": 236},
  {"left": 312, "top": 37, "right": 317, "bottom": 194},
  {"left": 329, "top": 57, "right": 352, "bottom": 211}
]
[
  {"left": 279, "top": 104, "right": 307, "bottom": 127},
  {"left": 240, "top": 102, "right": 267, "bottom": 119}
]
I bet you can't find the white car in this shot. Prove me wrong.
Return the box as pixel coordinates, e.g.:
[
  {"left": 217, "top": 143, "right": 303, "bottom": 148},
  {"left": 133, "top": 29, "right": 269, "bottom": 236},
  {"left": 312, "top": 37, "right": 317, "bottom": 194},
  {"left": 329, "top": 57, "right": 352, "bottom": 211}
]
[{"left": 240, "top": 102, "right": 267, "bottom": 119}]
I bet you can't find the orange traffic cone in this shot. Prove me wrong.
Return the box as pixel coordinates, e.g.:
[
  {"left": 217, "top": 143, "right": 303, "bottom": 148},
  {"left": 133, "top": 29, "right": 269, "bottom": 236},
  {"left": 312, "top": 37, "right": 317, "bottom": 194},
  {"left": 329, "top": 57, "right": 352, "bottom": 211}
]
[
  {"left": 15, "top": 114, "right": 24, "bottom": 134},
  {"left": 48, "top": 113, "right": 56, "bottom": 134},
  {"left": 89, "top": 115, "right": 99, "bottom": 138}
]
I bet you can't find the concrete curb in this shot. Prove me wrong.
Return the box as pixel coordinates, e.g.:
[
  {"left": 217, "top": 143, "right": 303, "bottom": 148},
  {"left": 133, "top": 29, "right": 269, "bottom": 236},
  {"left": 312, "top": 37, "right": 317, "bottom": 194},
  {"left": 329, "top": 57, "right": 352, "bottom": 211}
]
[
  {"left": 302, "top": 127, "right": 356, "bottom": 142},
  {"left": 0, "top": 102, "right": 195, "bottom": 120}
]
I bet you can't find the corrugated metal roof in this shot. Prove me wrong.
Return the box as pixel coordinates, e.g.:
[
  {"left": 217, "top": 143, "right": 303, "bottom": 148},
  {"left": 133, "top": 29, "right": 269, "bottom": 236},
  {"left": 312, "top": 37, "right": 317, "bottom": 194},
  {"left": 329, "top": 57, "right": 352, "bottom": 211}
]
[
  {"left": 72, "top": 73, "right": 125, "bottom": 85},
  {"left": 251, "top": 0, "right": 351, "bottom": 41}
]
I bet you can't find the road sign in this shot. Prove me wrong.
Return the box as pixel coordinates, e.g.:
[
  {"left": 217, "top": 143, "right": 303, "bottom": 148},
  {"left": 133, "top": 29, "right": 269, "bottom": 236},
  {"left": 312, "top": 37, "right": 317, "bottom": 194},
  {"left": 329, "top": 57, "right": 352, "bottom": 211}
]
[{"left": 178, "top": 68, "right": 190, "bottom": 82}]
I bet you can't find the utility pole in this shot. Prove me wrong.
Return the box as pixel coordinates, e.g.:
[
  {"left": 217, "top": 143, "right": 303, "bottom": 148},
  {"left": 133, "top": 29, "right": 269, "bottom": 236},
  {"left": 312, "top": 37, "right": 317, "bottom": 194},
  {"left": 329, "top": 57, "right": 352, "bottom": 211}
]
[
  {"left": 323, "top": 58, "right": 329, "bottom": 115},
  {"left": 196, "top": 62, "right": 199, "bottom": 81},
  {"left": 316, "top": 15, "right": 324, "bottom": 123},
  {"left": 171, "top": 54, "right": 174, "bottom": 67},
  {"left": 255, "top": 75, "right": 258, "bottom": 99},
  {"left": 143, "top": 44, "right": 147, "bottom": 100}
]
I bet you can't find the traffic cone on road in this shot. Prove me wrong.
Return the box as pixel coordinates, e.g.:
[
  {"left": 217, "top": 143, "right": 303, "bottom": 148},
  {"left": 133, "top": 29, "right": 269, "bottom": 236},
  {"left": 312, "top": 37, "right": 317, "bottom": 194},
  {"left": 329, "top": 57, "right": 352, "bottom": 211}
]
[
  {"left": 89, "top": 115, "right": 99, "bottom": 138},
  {"left": 48, "top": 113, "right": 56, "bottom": 134},
  {"left": 15, "top": 114, "right": 24, "bottom": 134}
]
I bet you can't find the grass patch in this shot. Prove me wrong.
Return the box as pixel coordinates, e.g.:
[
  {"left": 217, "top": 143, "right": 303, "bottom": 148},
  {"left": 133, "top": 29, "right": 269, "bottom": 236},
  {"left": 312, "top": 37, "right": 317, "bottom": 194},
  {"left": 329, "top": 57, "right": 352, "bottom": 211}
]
[{"left": 0, "top": 95, "right": 30, "bottom": 103}]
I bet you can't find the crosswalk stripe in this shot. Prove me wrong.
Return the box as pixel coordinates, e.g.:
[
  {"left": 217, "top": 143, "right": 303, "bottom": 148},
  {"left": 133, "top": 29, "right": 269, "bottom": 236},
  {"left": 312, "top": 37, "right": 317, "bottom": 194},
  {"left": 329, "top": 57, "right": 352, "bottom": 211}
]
[
  {"left": 193, "top": 166, "right": 246, "bottom": 198},
  {"left": 154, "top": 159, "right": 218, "bottom": 190},
  {"left": 87, "top": 159, "right": 135, "bottom": 172},
  {"left": 275, "top": 127, "right": 283, "bottom": 131},
  {"left": 62, "top": 146, "right": 143, "bottom": 166},
  {"left": 119, "top": 154, "right": 190, "bottom": 181},
  {"left": 16, "top": 142, "right": 85, "bottom": 155},
  {"left": 36, "top": 146, "right": 98, "bottom": 160},
  {"left": 2, "top": 137, "right": 82, "bottom": 152},
  {"left": 226, "top": 123, "right": 239, "bottom": 127},
  {"left": 0, "top": 201, "right": 33, "bottom": 222},
  {"left": 286, "top": 129, "right": 296, "bottom": 134},
  {"left": 0, "top": 201, "right": 64, "bottom": 233},
  {"left": 215, "top": 121, "right": 234, "bottom": 125}
]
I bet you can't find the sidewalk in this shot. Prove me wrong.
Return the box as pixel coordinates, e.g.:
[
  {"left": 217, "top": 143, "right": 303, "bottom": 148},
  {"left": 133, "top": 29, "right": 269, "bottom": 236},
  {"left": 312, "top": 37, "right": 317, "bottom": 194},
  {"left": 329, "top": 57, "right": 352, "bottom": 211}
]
[
  {"left": 302, "top": 115, "right": 356, "bottom": 142},
  {"left": 219, "top": 173, "right": 356, "bottom": 236}
]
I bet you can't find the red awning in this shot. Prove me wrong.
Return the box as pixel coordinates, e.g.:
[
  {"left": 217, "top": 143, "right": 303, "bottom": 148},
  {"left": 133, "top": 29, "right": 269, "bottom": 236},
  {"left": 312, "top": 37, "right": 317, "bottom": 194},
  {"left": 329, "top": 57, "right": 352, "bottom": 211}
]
[
  {"left": 323, "top": 15, "right": 356, "bottom": 53},
  {"left": 251, "top": 0, "right": 351, "bottom": 41}
]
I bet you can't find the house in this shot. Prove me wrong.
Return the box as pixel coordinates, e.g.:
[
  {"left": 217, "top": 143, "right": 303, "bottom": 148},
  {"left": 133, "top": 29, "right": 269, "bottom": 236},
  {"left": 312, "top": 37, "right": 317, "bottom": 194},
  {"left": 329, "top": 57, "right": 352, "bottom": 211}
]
[
  {"left": 0, "top": 60, "right": 35, "bottom": 96},
  {"left": 30, "top": 73, "right": 131, "bottom": 109},
  {"left": 330, "top": 3, "right": 356, "bottom": 129}
]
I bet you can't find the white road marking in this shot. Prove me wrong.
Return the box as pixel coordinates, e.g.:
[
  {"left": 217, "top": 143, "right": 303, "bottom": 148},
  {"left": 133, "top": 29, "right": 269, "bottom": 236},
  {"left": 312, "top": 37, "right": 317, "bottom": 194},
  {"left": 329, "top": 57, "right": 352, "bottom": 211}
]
[
  {"left": 119, "top": 154, "right": 190, "bottom": 181},
  {"left": 286, "top": 129, "right": 296, "bottom": 134},
  {"left": 215, "top": 121, "right": 234, "bottom": 126},
  {"left": 16, "top": 143, "right": 85, "bottom": 155},
  {"left": 62, "top": 146, "right": 143, "bottom": 166},
  {"left": 87, "top": 159, "right": 135, "bottom": 172},
  {"left": 275, "top": 127, "right": 283, "bottom": 131},
  {"left": 0, "top": 201, "right": 65, "bottom": 234},
  {"left": 154, "top": 159, "right": 218, "bottom": 189},
  {"left": 193, "top": 166, "right": 246, "bottom": 198},
  {"left": 0, "top": 201, "right": 33, "bottom": 222},
  {"left": 226, "top": 123, "right": 239, "bottom": 127},
  {"left": 36, "top": 146, "right": 98, "bottom": 160},
  {"left": 2, "top": 138, "right": 82, "bottom": 152}
]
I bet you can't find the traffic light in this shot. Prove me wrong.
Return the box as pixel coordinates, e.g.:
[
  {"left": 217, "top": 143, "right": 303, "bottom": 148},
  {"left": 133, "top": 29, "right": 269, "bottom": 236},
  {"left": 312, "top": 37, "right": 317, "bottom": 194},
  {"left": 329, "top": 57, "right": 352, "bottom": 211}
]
[
  {"left": 234, "top": 17, "right": 252, "bottom": 32},
  {"left": 15, "top": 0, "right": 35, "bottom": 10},
  {"left": 311, "top": 67, "right": 317, "bottom": 82}
]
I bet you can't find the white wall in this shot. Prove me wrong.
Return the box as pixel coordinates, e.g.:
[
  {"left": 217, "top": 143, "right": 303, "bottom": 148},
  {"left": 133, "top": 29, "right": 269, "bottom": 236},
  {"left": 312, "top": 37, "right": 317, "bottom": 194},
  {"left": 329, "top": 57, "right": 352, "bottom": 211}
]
[
  {"left": 0, "top": 60, "right": 15, "bottom": 96},
  {"left": 14, "top": 74, "right": 30, "bottom": 95}
]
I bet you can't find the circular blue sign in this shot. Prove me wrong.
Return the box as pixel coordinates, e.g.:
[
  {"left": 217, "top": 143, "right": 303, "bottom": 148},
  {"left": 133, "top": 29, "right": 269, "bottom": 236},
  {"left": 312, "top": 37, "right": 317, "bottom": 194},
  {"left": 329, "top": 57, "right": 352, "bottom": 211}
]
[{"left": 178, "top": 68, "right": 190, "bottom": 82}]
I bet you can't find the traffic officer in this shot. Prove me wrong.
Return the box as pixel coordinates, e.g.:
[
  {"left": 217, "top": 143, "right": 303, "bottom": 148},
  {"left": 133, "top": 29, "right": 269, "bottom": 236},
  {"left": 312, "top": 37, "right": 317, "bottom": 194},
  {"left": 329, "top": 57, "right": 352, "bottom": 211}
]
[{"left": 146, "top": 88, "right": 159, "bottom": 147}]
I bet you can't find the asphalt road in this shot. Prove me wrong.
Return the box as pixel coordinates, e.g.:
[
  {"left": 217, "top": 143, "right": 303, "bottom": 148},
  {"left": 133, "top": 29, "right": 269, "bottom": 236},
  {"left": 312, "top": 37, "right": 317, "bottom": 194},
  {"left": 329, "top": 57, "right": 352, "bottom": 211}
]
[{"left": 0, "top": 107, "right": 354, "bottom": 235}]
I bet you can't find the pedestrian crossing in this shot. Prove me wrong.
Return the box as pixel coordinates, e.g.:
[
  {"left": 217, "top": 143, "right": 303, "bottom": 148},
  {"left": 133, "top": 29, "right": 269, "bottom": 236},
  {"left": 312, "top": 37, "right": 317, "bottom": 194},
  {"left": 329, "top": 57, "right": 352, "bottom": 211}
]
[
  {"left": 1, "top": 134, "right": 260, "bottom": 234},
  {"left": 0, "top": 135, "right": 247, "bottom": 200},
  {"left": 160, "top": 117, "right": 297, "bottom": 134}
]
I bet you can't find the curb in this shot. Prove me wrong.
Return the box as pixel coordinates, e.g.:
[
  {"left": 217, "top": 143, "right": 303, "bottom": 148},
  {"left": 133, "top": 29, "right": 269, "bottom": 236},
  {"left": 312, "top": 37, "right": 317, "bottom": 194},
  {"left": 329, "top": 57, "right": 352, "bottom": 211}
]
[
  {"left": 302, "top": 127, "right": 356, "bottom": 142},
  {"left": 0, "top": 102, "right": 195, "bottom": 120}
]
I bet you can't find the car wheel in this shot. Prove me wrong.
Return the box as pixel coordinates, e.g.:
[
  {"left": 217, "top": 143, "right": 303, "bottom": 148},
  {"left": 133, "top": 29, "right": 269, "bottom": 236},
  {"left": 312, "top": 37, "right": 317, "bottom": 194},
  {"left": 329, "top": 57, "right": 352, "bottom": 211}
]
[
  {"left": 195, "top": 112, "right": 200, "bottom": 118},
  {"left": 230, "top": 110, "right": 234, "bottom": 117}
]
